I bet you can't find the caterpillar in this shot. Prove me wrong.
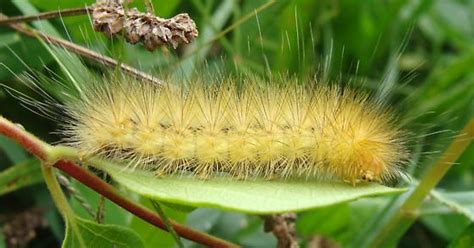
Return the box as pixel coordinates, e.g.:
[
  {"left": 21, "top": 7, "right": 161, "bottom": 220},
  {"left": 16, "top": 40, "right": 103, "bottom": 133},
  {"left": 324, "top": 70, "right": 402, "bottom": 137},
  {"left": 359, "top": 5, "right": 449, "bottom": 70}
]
[{"left": 60, "top": 74, "right": 408, "bottom": 185}]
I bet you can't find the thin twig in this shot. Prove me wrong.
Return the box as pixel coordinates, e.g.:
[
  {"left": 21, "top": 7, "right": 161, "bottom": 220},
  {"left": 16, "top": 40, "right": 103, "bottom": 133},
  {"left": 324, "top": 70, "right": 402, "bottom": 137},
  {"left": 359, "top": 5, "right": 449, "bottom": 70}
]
[
  {"left": 95, "top": 173, "right": 107, "bottom": 223},
  {"left": 0, "top": 13, "right": 162, "bottom": 85},
  {"left": 96, "top": 195, "right": 105, "bottom": 223},
  {"left": 0, "top": 7, "right": 91, "bottom": 25},
  {"left": 0, "top": 2, "right": 198, "bottom": 51},
  {"left": 150, "top": 200, "right": 184, "bottom": 248},
  {"left": 144, "top": 0, "right": 155, "bottom": 14},
  {"left": 0, "top": 116, "right": 239, "bottom": 248},
  {"left": 57, "top": 175, "right": 96, "bottom": 219},
  {"left": 429, "top": 190, "right": 473, "bottom": 221}
]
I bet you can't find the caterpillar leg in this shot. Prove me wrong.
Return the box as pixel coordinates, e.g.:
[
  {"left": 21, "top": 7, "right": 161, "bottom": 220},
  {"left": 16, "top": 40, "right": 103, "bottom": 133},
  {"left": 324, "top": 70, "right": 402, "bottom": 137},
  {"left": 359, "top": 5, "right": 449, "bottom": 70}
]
[
  {"left": 227, "top": 162, "right": 255, "bottom": 180},
  {"left": 154, "top": 161, "right": 183, "bottom": 177},
  {"left": 154, "top": 168, "right": 170, "bottom": 177},
  {"left": 194, "top": 163, "right": 217, "bottom": 180},
  {"left": 343, "top": 170, "right": 381, "bottom": 186},
  {"left": 360, "top": 170, "right": 375, "bottom": 182}
]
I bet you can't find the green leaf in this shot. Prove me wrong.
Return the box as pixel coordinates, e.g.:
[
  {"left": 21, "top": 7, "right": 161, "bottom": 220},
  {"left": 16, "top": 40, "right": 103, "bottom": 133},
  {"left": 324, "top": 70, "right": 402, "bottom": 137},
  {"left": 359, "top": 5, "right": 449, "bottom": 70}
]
[
  {"left": 160, "top": 201, "right": 196, "bottom": 213},
  {"left": 448, "top": 223, "right": 474, "bottom": 248},
  {"left": 0, "top": 159, "right": 43, "bottom": 195},
  {"left": 296, "top": 203, "right": 350, "bottom": 242},
  {"left": 0, "top": 33, "right": 20, "bottom": 48},
  {"left": 0, "top": 136, "right": 28, "bottom": 164},
  {"left": 128, "top": 0, "right": 181, "bottom": 17},
  {"left": 100, "top": 164, "right": 406, "bottom": 214},
  {"left": 63, "top": 216, "right": 145, "bottom": 248},
  {"left": 175, "top": 0, "right": 234, "bottom": 78},
  {"left": 34, "top": 188, "right": 65, "bottom": 240},
  {"left": 13, "top": 0, "right": 92, "bottom": 96},
  {"left": 421, "top": 213, "right": 470, "bottom": 242},
  {"left": 422, "top": 190, "right": 474, "bottom": 221},
  {"left": 420, "top": 190, "right": 473, "bottom": 240},
  {"left": 0, "top": 36, "right": 54, "bottom": 81}
]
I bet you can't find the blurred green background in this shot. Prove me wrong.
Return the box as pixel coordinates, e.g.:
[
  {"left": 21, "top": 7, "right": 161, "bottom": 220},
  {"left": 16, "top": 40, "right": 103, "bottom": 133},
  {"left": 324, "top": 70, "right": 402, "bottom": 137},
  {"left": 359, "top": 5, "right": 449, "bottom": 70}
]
[{"left": 0, "top": 0, "right": 473, "bottom": 247}]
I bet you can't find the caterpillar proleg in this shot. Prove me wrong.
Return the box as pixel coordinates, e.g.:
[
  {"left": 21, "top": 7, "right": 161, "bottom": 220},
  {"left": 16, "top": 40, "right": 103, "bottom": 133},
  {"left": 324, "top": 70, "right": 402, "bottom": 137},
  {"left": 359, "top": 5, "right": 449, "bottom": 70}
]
[{"left": 61, "top": 75, "right": 408, "bottom": 185}]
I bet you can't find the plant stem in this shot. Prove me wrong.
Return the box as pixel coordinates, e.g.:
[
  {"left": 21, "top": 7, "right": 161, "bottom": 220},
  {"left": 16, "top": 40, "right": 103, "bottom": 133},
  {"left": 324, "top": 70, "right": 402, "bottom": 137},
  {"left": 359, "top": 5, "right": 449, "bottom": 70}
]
[
  {"left": 57, "top": 175, "right": 96, "bottom": 219},
  {"left": 0, "top": 7, "right": 90, "bottom": 25},
  {"left": 96, "top": 174, "right": 106, "bottom": 223},
  {"left": 150, "top": 200, "right": 184, "bottom": 248},
  {"left": 54, "top": 159, "right": 238, "bottom": 248},
  {"left": 0, "top": 116, "right": 239, "bottom": 247},
  {"left": 357, "top": 118, "right": 474, "bottom": 247},
  {"left": 144, "top": 0, "right": 155, "bottom": 14},
  {"left": 41, "top": 164, "right": 86, "bottom": 247},
  {"left": 0, "top": 13, "right": 162, "bottom": 85}
]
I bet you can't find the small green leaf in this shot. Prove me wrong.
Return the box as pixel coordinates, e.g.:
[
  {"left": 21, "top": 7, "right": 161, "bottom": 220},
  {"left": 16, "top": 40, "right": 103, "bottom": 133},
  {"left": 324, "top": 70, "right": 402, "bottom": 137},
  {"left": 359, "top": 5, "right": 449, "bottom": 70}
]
[
  {"left": 101, "top": 164, "right": 406, "bottom": 214},
  {"left": 63, "top": 216, "right": 145, "bottom": 248},
  {"left": 0, "top": 159, "right": 43, "bottom": 195}
]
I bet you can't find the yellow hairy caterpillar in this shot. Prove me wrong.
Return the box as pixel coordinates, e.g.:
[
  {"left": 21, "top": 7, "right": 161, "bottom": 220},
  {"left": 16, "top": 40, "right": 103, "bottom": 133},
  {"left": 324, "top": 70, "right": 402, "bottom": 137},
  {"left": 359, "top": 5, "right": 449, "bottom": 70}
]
[{"left": 61, "top": 75, "right": 408, "bottom": 185}]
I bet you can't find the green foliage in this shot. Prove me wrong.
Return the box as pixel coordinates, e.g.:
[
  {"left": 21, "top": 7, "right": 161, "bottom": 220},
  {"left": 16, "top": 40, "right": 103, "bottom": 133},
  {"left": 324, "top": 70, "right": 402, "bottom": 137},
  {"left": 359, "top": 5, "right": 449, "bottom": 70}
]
[
  {"left": 449, "top": 223, "right": 474, "bottom": 248},
  {"left": 68, "top": 179, "right": 128, "bottom": 226},
  {"left": 0, "top": 136, "right": 27, "bottom": 164},
  {"left": 63, "top": 216, "right": 145, "bottom": 248},
  {"left": 0, "top": 159, "right": 42, "bottom": 196},
  {"left": 129, "top": 199, "right": 187, "bottom": 248},
  {"left": 101, "top": 163, "right": 404, "bottom": 214},
  {"left": 0, "top": 0, "right": 473, "bottom": 247}
]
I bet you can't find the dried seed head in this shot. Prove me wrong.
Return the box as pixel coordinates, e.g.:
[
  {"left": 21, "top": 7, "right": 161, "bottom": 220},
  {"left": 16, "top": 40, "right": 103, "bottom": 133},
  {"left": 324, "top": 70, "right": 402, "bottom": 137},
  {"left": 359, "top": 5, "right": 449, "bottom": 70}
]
[
  {"left": 92, "top": 1, "right": 198, "bottom": 50},
  {"left": 92, "top": 1, "right": 125, "bottom": 36},
  {"left": 124, "top": 11, "right": 198, "bottom": 50},
  {"left": 3, "top": 208, "right": 47, "bottom": 247}
]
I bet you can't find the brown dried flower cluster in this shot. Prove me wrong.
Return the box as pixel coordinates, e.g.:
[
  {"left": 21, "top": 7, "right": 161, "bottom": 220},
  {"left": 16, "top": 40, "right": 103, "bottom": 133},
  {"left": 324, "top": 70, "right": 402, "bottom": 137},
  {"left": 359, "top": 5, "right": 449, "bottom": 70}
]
[
  {"left": 92, "top": 0, "right": 198, "bottom": 51},
  {"left": 2, "top": 208, "right": 47, "bottom": 247}
]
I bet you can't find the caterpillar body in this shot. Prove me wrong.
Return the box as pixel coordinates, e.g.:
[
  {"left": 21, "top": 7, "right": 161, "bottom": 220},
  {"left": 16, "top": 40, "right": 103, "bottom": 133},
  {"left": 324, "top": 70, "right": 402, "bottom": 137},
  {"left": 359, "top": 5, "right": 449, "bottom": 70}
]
[{"left": 62, "top": 75, "right": 408, "bottom": 185}]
